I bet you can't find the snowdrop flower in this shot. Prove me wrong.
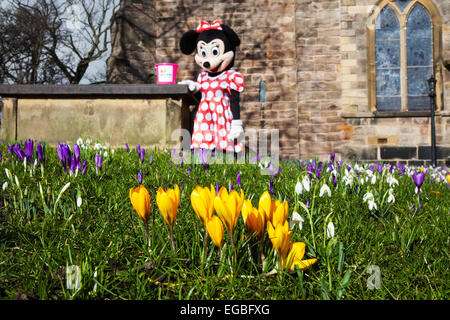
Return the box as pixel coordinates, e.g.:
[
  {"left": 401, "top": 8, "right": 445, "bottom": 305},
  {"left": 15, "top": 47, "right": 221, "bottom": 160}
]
[
  {"left": 302, "top": 176, "right": 311, "bottom": 192},
  {"left": 368, "top": 200, "right": 378, "bottom": 211},
  {"left": 327, "top": 221, "right": 335, "bottom": 238},
  {"left": 387, "top": 188, "right": 395, "bottom": 204},
  {"left": 363, "top": 192, "right": 377, "bottom": 210},
  {"left": 103, "top": 151, "right": 108, "bottom": 158},
  {"left": 295, "top": 181, "right": 303, "bottom": 195},
  {"left": 319, "top": 184, "right": 331, "bottom": 197},
  {"left": 5, "top": 168, "right": 12, "bottom": 181},
  {"left": 76, "top": 137, "right": 83, "bottom": 146},
  {"left": 363, "top": 192, "right": 375, "bottom": 203},
  {"left": 289, "top": 211, "right": 304, "bottom": 231},
  {"left": 387, "top": 174, "right": 399, "bottom": 188},
  {"left": 343, "top": 175, "right": 353, "bottom": 187},
  {"left": 76, "top": 194, "right": 82, "bottom": 207}
]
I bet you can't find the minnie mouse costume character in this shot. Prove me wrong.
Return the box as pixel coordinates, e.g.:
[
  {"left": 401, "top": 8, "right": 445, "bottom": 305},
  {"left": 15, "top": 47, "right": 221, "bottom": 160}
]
[{"left": 179, "top": 20, "right": 244, "bottom": 153}]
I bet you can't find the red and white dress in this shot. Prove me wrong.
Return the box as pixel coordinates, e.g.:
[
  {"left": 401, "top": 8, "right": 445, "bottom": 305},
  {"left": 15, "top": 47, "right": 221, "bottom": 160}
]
[{"left": 191, "top": 69, "right": 244, "bottom": 153}]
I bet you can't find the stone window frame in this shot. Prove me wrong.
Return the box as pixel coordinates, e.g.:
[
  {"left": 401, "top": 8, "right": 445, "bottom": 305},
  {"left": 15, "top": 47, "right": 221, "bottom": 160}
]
[{"left": 367, "top": 0, "right": 444, "bottom": 112}]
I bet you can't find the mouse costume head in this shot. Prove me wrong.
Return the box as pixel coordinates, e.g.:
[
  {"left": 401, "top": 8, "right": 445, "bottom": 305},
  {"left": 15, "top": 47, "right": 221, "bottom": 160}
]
[{"left": 180, "top": 20, "right": 240, "bottom": 74}]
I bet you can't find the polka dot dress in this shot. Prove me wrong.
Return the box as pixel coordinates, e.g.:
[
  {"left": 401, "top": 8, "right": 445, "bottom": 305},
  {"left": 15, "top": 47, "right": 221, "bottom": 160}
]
[{"left": 191, "top": 69, "right": 244, "bottom": 152}]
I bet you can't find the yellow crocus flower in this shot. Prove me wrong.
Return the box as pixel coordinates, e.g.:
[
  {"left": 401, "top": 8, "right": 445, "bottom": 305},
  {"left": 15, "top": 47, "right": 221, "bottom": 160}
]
[
  {"left": 258, "top": 191, "right": 274, "bottom": 223},
  {"left": 191, "top": 185, "right": 216, "bottom": 226},
  {"left": 272, "top": 199, "right": 288, "bottom": 228},
  {"left": 206, "top": 215, "right": 224, "bottom": 249},
  {"left": 258, "top": 191, "right": 288, "bottom": 227},
  {"left": 242, "top": 199, "right": 265, "bottom": 240},
  {"left": 213, "top": 187, "right": 244, "bottom": 235},
  {"left": 285, "top": 242, "right": 318, "bottom": 271},
  {"left": 446, "top": 173, "right": 450, "bottom": 185},
  {"left": 156, "top": 185, "right": 180, "bottom": 227},
  {"left": 129, "top": 185, "right": 151, "bottom": 223},
  {"left": 267, "top": 220, "right": 292, "bottom": 258}
]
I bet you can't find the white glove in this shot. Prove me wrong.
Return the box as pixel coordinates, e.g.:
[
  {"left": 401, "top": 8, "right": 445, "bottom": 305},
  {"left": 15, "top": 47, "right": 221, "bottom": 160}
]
[
  {"left": 178, "top": 80, "right": 201, "bottom": 93},
  {"left": 228, "top": 120, "right": 244, "bottom": 141}
]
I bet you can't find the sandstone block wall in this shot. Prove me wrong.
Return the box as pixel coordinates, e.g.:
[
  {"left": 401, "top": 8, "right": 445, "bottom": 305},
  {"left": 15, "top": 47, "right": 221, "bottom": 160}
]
[{"left": 107, "top": 0, "right": 450, "bottom": 165}]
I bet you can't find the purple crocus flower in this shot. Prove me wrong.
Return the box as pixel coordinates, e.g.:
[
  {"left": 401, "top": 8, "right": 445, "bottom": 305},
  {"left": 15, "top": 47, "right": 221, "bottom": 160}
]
[
  {"left": 180, "top": 182, "right": 184, "bottom": 190},
  {"left": 13, "top": 144, "right": 26, "bottom": 161},
  {"left": 305, "top": 200, "right": 310, "bottom": 207},
  {"left": 24, "top": 139, "right": 33, "bottom": 163},
  {"left": 216, "top": 182, "right": 220, "bottom": 194},
  {"left": 413, "top": 172, "right": 425, "bottom": 190},
  {"left": 257, "top": 153, "right": 261, "bottom": 162},
  {"left": 332, "top": 174, "right": 337, "bottom": 187},
  {"left": 7, "top": 145, "right": 13, "bottom": 157},
  {"left": 375, "top": 163, "right": 383, "bottom": 175},
  {"left": 270, "top": 178, "right": 275, "bottom": 194},
  {"left": 237, "top": 172, "right": 241, "bottom": 187},
  {"left": 137, "top": 144, "right": 141, "bottom": 154},
  {"left": 95, "top": 153, "right": 102, "bottom": 170},
  {"left": 149, "top": 155, "right": 153, "bottom": 165},
  {"left": 138, "top": 169, "right": 143, "bottom": 184},
  {"left": 140, "top": 149, "right": 145, "bottom": 163},
  {"left": 36, "top": 142, "right": 45, "bottom": 164},
  {"left": 126, "top": 144, "right": 130, "bottom": 152},
  {"left": 200, "top": 149, "right": 208, "bottom": 170},
  {"left": 0, "top": 150, "right": 2, "bottom": 162},
  {"left": 330, "top": 152, "right": 335, "bottom": 162},
  {"left": 69, "top": 157, "right": 76, "bottom": 174},
  {"left": 269, "top": 162, "right": 274, "bottom": 176},
  {"left": 315, "top": 166, "right": 322, "bottom": 179},
  {"left": 82, "top": 160, "right": 88, "bottom": 175},
  {"left": 306, "top": 163, "right": 313, "bottom": 178},
  {"left": 74, "top": 144, "right": 80, "bottom": 164}
]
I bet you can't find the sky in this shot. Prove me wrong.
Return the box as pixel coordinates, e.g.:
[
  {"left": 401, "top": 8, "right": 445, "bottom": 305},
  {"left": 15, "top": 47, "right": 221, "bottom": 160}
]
[{"left": 0, "top": 0, "right": 116, "bottom": 84}]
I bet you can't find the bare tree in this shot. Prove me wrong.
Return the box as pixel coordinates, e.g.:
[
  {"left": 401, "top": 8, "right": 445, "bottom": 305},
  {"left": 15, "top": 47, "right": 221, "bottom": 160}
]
[{"left": 0, "top": 0, "right": 120, "bottom": 84}]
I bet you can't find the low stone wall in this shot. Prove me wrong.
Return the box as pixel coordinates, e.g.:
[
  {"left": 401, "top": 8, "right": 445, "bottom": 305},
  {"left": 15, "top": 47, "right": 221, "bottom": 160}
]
[{"left": 0, "top": 84, "right": 190, "bottom": 149}]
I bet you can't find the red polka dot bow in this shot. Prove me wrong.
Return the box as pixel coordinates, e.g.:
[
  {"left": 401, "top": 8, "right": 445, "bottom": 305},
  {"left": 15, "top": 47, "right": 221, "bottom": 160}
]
[{"left": 196, "top": 20, "right": 222, "bottom": 33}]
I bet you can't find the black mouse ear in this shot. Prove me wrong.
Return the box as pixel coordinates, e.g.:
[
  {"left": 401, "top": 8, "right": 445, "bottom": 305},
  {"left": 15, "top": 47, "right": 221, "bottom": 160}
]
[
  {"left": 221, "top": 25, "right": 240, "bottom": 47},
  {"left": 180, "top": 30, "right": 198, "bottom": 55}
]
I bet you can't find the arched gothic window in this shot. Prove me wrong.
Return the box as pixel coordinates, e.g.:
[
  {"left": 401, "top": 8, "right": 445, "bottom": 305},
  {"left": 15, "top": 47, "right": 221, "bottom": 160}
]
[{"left": 368, "top": 0, "right": 443, "bottom": 112}]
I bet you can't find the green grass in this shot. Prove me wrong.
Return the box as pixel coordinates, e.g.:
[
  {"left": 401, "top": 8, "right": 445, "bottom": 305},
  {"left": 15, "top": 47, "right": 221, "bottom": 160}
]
[{"left": 0, "top": 141, "right": 449, "bottom": 300}]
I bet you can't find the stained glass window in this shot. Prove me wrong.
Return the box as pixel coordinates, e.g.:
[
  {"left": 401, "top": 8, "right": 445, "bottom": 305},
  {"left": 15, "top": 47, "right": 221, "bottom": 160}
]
[
  {"left": 375, "top": 6, "right": 401, "bottom": 111},
  {"left": 374, "top": 1, "right": 435, "bottom": 112},
  {"left": 406, "top": 3, "right": 433, "bottom": 110},
  {"left": 395, "top": 0, "right": 414, "bottom": 12}
]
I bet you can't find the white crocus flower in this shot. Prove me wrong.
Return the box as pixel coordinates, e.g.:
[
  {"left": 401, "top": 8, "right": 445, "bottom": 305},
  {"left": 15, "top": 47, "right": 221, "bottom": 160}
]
[
  {"left": 2, "top": 181, "right": 8, "bottom": 191},
  {"left": 327, "top": 221, "right": 335, "bottom": 238},
  {"left": 76, "top": 137, "right": 83, "bottom": 146},
  {"left": 370, "top": 174, "right": 377, "bottom": 185},
  {"left": 295, "top": 181, "right": 303, "bottom": 195},
  {"left": 289, "top": 211, "right": 304, "bottom": 231},
  {"left": 319, "top": 184, "right": 331, "bottom": 197}
]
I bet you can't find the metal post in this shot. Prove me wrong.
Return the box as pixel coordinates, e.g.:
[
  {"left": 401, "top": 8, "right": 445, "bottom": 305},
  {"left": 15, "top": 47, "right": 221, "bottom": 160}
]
[{"left": 427, "top": 76, "right": 437, "bottom": 167}]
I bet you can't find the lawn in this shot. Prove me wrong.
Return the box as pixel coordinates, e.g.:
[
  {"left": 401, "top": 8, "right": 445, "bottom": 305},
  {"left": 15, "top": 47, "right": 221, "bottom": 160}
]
[{"left": 0, "top": 138, "right": 449, "bottom": 300}]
